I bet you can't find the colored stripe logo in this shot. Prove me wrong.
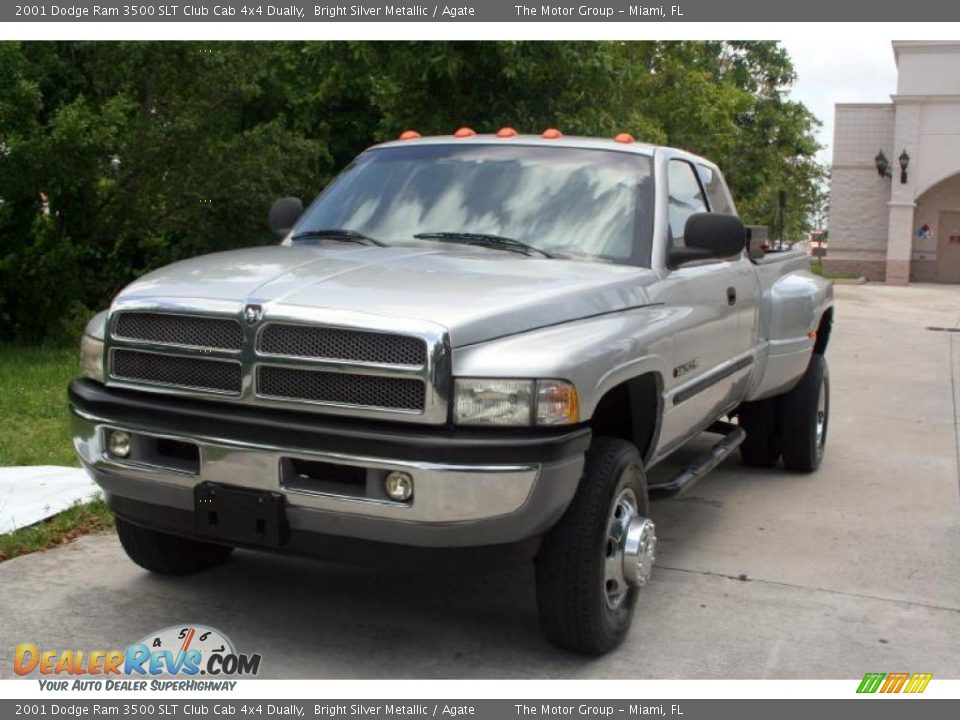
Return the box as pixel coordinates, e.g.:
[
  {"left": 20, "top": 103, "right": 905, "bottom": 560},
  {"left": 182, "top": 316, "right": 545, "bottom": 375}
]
[{"left": 857, "top": 672, "right": 933, "bottom": 694}]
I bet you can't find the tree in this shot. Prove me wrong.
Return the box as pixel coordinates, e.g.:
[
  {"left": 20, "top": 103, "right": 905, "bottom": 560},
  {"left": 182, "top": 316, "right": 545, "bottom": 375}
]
[
  {"left": 326, "top": 41, "right": 824, "bottom": 238},
  {"left": 0, "top": 42, "right": 326, "bottom": 341},
  {"left": 0, "top": 41, "right": 823, "bottom": 343}
]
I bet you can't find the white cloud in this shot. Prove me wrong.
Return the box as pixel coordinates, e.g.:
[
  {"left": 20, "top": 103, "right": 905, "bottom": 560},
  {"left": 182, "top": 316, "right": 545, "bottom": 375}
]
[{"left": 781, "top": 40, "right": 898, "bottom": 165}]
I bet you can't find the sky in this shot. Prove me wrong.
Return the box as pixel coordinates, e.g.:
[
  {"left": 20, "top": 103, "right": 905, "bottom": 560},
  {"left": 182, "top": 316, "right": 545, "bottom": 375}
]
[{"left": 781, "top": 40, "right": 899, "bottom": 166}]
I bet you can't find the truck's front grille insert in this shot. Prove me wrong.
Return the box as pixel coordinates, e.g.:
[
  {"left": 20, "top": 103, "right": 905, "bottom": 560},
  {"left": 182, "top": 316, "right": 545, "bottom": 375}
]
[
  {"left": 258, "top": 324, "right": 426, "bottom": 366},
  {"left": 105, "top": 308, "right": 444, "bottom": 421},
  {"left": 111, "top": 349, "right": 242, "bottom": 394},
  {"left": 258, "top": 366, "right": 425, "bottom": 411},
  {"left": 114, "top": 312, "right": 243, "bottom": 351}
]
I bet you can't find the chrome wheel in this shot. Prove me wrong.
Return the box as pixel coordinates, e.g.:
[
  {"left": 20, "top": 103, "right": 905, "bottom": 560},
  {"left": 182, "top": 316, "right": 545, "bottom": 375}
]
[
  {"left": 603, "top": 486, "right": 657, "bottom": 611},
  {"left": 815, "top": 377, "right": 828, "bottom": 455},
  {"left": 623, "top": 516, "right": 658, "bottom": 588}
]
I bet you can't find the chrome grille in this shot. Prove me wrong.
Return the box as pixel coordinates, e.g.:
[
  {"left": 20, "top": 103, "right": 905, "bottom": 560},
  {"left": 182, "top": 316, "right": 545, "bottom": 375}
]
[
  {"left": 106, "top": 305, "right": 447, "bottom": 422},
  {"left": 258, "top": 324, "right": 426, "bottom": 366},
  {"left": 111, "top": 349, "right": 242, "bottom": 394},
  {"left": 114, "top": 312, "right": 243, "bottom": 350},
  {"left": 258, "top": 366, "right": 425, "bottom": 411}
]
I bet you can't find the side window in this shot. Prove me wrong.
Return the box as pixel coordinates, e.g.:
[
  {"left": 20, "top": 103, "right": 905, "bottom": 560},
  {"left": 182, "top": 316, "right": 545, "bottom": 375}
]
[
  {"left": 667, "top": 160, "right": 708, "bottom": 247},
  {"left": 697, "top": 164, "right": 735, "bottom": 215}
]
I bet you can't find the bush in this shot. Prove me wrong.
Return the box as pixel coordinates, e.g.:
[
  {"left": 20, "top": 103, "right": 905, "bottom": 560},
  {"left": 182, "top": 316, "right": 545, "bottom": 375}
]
[{"left": 0, "top": 41, "right": 824, "bottom": 343}]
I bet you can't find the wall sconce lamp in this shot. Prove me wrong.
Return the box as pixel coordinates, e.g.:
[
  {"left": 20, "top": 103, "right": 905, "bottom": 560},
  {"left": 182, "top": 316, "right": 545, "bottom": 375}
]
[
  {"left": 875, "top": 149, "right": 891, "bottom": 179},
  {"left": 876, "top": 149, "right": 910, "bottom": 184},
  {"left": 898, "top": 149, "right": 910, "bottom": 184}
]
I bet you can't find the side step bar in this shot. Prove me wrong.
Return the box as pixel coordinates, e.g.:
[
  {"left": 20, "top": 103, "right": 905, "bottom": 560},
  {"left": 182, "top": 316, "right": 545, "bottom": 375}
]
[{"left": 649, "top": 421, "right": 745, "bottom": 498}]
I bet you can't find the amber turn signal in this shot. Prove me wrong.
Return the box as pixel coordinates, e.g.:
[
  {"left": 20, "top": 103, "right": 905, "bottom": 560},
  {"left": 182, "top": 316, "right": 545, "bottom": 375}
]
[{"left": 536, "top": 380, "right": 579, "bottom": 425}]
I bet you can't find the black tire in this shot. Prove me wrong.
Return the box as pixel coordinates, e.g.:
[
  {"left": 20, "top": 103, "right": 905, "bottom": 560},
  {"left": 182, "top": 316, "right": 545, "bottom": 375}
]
[
  {"left": 778, "top": 353, "right": 829, "bottom": 472},
  {"left": 737, "top": 398, "right": 782, "bottom": 468},
  {"left": 115, "top": 517, "right": 234, "bottom": 576},
  {"left": 535, "top": 437, "right": 651, "bottom": 655}
]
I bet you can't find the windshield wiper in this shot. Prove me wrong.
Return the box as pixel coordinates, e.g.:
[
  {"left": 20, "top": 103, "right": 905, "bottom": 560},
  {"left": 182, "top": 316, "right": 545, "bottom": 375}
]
[
  {"left": 291, "top": 229, "right": 387, "bottom": 247},
  {"left": 413, "top": 232, "right": 554, "bottom": 258}
]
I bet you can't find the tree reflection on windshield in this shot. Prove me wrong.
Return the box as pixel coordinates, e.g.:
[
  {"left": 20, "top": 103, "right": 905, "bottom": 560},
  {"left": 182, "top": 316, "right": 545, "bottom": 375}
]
[{"left": 296, "top": 143, "right": 655, "bottom": 264}]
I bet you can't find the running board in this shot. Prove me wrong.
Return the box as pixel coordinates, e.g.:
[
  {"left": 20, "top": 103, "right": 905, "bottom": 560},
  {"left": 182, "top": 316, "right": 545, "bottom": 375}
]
[{"left": 649, "top": 421, "right": 745, "bottom": 498}]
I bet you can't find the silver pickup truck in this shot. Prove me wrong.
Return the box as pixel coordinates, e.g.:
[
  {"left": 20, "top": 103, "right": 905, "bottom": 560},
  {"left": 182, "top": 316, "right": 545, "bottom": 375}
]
[{"left": 70, "top": 132, "right": 833, "bottom": 655}]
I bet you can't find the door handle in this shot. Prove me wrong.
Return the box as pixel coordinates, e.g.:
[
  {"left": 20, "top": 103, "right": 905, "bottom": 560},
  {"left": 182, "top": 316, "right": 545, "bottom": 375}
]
[{"left": 726, "top": 287, "right": 737, "bottom": 306}]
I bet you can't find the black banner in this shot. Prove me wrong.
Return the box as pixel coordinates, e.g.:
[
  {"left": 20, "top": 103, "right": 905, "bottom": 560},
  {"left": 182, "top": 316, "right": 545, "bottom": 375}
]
[{"left": 5, "top": 0, "right": 960, "bottom": 22}]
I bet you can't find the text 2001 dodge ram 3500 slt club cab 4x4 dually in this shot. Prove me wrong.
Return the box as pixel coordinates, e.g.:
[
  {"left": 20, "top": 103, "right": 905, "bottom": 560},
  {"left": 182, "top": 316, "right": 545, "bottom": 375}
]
[{"left": 70, "top": 131, "right": 833, "bottom": 655}]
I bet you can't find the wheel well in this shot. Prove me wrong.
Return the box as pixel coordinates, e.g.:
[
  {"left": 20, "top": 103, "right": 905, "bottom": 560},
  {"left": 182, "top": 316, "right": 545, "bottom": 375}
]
[
  {"left": 589, "top": 373, "right": 662, "bottom": 464},
  {"left": 814, "top": 307, "right": 833, "bottom": 355}
]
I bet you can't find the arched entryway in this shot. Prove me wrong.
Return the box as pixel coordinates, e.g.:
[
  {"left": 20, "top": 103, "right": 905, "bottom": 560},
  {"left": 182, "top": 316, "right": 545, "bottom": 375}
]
[{"left": 912, "top": 172, "right": 960, "bottom": 283}]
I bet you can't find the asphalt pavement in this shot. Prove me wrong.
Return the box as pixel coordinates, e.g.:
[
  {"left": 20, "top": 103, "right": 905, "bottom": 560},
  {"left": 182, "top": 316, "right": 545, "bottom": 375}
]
[{"left": 1, "top": 283, "right": 958, "bottom": 678}]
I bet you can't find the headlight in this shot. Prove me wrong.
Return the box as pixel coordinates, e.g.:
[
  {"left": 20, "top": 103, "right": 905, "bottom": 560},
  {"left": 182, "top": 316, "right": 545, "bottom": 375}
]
[
  {"left": 454, "top": 378, "right": 579, "bottom": 427},
  {"left": 80, "top": 311, "right": 107, "bottom": 383}
]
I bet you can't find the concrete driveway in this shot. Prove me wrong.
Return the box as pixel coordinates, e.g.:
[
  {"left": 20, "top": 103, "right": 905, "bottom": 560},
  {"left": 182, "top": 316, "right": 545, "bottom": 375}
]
[{"left": 2, "top": 283, "right": 959, "bottom": 678}]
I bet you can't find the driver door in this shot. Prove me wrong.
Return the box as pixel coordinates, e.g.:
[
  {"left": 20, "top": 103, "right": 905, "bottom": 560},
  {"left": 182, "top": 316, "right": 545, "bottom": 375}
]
[{"left": 652, "top": 158, "right": 744, "bottom": 457}]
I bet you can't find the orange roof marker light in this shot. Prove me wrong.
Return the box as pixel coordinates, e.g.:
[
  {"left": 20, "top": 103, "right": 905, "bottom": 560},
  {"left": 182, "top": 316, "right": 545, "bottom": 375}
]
[
  {"left": 398, "top": 130, "right": 421, "bottom": 140},
  {"left": 496, "top": 127, "right": 518, "bottom": 138},
  {"left": 614, "top": 133, "right": 635, "bottom": 144},
  {"left": 453, "top": 127, "right": 477, "bottom": 138},
  {"left": 541, "top": 128, "right": 563, "bottom": 140}
]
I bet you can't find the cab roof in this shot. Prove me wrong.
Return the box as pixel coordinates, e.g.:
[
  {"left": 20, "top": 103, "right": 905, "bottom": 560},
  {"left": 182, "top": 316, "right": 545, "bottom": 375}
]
[{"left": 371, "top": 133, "right": 661, "bottom": 158}]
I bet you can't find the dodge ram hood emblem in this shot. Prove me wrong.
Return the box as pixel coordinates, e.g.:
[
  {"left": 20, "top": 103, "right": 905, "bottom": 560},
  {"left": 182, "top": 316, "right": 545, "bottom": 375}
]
[{"left": 244, "top": 304, "right": 263, "bottom": 324}]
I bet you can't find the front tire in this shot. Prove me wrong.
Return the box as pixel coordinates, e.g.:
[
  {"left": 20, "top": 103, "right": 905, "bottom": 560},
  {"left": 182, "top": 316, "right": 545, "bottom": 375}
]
[
  {"left": 535, "top": 437, "right": 654, "bottom": 655},
  {"left": 116, "top": 518, "right": 234, "bottom": 576},
  {"left": 778, "top": 353, "right": 829, "bottom": 472}
]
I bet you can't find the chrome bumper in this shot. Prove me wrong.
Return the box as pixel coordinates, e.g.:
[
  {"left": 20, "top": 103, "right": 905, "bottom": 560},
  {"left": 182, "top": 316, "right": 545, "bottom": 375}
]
[{"left": 71, "top": 406, "right": 584, "bottom": 548}]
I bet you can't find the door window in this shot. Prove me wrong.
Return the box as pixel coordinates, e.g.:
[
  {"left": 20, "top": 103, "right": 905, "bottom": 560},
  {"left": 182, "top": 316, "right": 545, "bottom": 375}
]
[
  {"left": 668, "top": 160, "right": 708, "bottom": 248},
  {"left": 697, "top": 164, "right": 735, "bottom": 215}
]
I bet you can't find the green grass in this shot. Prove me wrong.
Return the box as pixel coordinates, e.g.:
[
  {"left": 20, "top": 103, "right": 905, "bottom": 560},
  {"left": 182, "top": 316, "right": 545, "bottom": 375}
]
[
  {"left": 810, "top": 264, "right": 861, "bottom": 280},
  {"left": 0, "top": 345, "right": 80, "bottom": 466},
  {"left": 0, "top": 345, "right": 114, "bottom": 561},
  {"left": 0, "top": 497, "right": 114, "bottom": 562}
]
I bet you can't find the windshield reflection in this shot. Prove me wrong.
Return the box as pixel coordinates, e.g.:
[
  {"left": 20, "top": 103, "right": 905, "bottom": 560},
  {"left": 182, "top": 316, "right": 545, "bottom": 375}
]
[{"left": 296, "top": 144, "right": 655, "bottom": 264}]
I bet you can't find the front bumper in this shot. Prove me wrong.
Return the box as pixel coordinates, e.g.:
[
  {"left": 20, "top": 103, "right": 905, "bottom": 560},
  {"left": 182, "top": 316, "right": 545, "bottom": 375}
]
[{"left": 69, "top": 379, "right": 588, "bottom": 549}]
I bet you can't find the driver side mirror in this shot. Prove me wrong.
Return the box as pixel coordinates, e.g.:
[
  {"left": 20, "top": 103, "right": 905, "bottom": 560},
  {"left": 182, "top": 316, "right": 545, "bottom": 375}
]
[
  {"left": 668, "top": 212, "right": 747, "bottom": 267},
  {"left": 268, "top": 197, "right": 304, "bottom": 236}
]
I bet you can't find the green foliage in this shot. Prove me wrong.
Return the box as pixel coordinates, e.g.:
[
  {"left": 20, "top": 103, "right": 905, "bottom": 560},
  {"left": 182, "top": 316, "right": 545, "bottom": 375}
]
[
  {"left": 0, "top": 498, "right": 114, "bottom": 562},
  {"left": 0, "top": 344, "right": 79, "bottom": 466},
  {"left": 0, "top": 42, "right": 327, "bottom": 343},
  {"left": 0, "top": 41, "right": 824, "bottom": 343},
  {"left": 0, "top": 345, "right": 115, "bottom": 563}
]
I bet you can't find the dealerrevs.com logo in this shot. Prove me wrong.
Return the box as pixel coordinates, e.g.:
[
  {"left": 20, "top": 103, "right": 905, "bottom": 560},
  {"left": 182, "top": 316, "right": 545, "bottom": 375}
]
[{"left": 15, "top": 625, "right": 261, "bottom": 691}]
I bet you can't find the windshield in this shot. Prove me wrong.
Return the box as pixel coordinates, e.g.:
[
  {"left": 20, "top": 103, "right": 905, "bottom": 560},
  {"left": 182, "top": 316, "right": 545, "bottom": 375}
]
[{"left": 294, "top": 143, "right": 655, "bottom": 264}]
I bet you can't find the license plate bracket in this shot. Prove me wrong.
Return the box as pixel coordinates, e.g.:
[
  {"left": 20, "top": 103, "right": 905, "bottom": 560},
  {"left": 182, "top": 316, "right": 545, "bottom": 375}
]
[{"left": 194, "top": 482, "right": 288, "bottom": 548}]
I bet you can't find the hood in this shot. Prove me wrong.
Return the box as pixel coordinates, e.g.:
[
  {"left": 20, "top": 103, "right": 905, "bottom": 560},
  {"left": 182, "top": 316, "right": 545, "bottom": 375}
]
[{"left": 116, "top": 244, "right": 659, "bottom": 347}]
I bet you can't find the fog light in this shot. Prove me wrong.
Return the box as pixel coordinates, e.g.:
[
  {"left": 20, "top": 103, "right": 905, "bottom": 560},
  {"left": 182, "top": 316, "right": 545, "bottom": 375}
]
[
  {"left": 384, "top": 471, "right": 414, "bottom": 502},
  {"left": 107, "top": 430, "right": 131, "bottom": 458}
]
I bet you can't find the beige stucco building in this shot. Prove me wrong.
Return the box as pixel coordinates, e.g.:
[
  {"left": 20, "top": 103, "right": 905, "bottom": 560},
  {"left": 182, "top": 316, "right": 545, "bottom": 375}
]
[{"left": 826, "top": 41, "right": 960, "bottom": 283}]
